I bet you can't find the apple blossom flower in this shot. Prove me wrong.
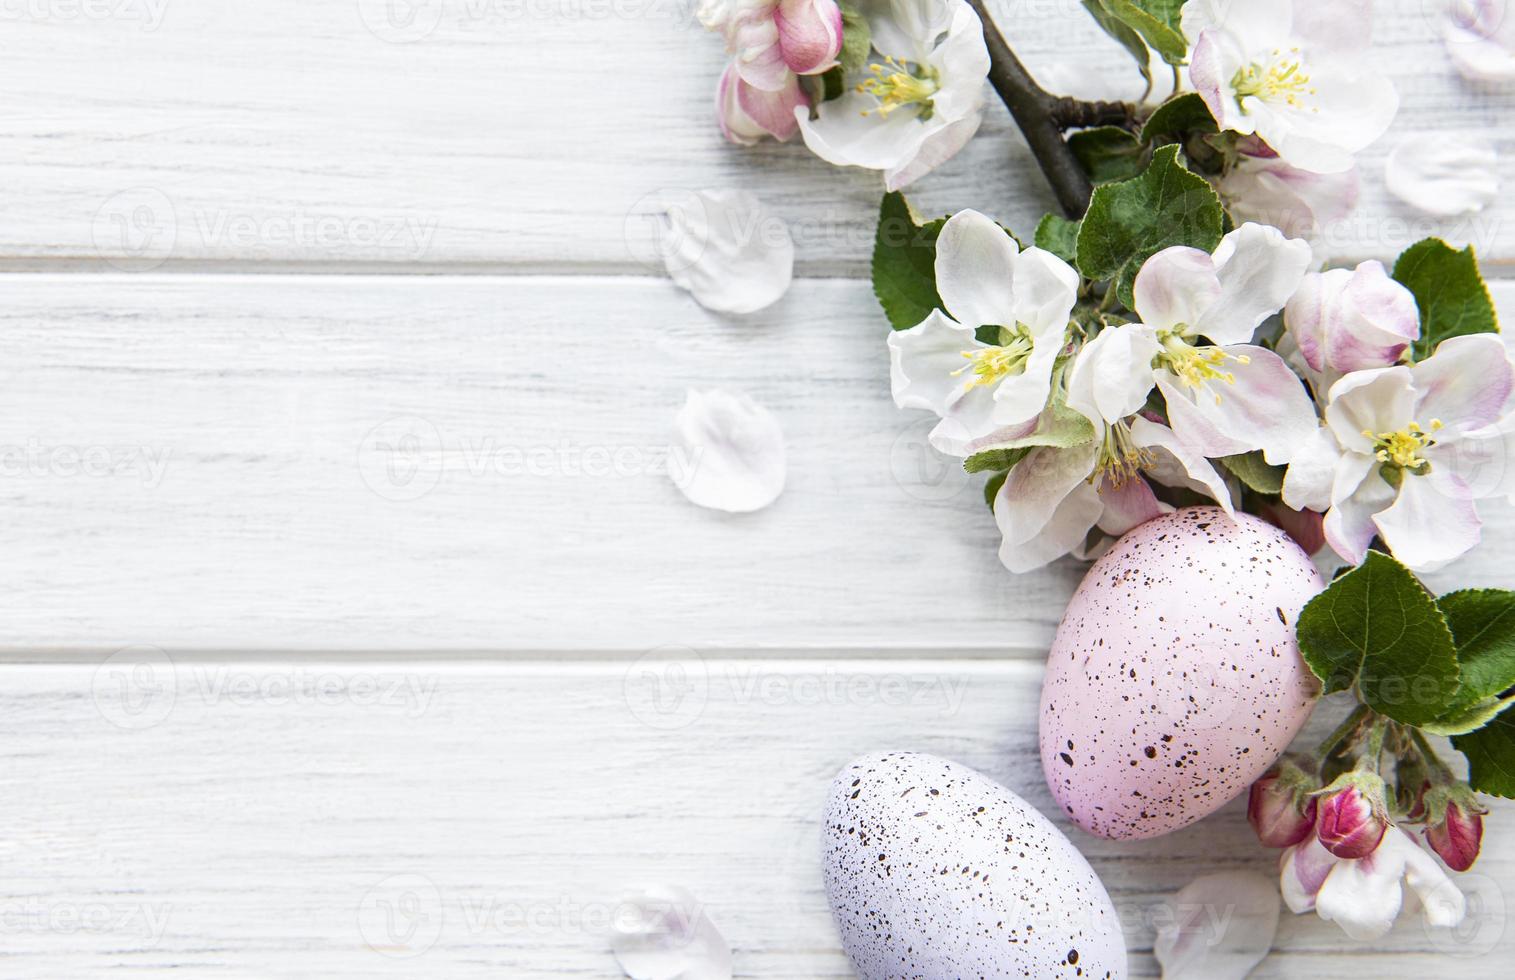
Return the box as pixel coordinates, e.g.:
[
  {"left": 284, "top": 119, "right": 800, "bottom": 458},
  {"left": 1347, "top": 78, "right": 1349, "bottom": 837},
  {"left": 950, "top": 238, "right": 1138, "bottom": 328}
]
[
  {"left": 797, "top": 0, "right": 991, "bottom": 190},
  {"left": 1282, "top": 827, "right": 1466, "bottom": 941},
  {"left": 888, "top": 209, "right": 1079, "bottom": 456},
  {"left": 1443, "top": 0, "right": 1515, "bottom": 83},
  {"left": 1248, "top": 760, "right": 1319, "bottom": 848},
  {"left": 1215, "top": 138, "right": 1360, "bottom": 242},
  {"left": 1065, "top": 223, "right": 1318, "bottom": 465},
  {"left": 991, "top": 416, "right": 1236, "bottom": 574},
  {"left": 1282, "top": 334, "right": 1515, "bottom": 572},
  {"left": 717, "top": 60, "right": 809, "bottom": 144},
  {"left": 1422, "top": 784, "right": 1487, "bottom": 872},
  {"left": 1181, "top": 0, "right": 1399, "bottom": 174},
  {"left": 700, "top": 0, "right": 844, "bottom": 90},
  {"left": 1284, "top": 260, "right": 1420, "bottom": 392},
  {"left": 1315, "top": 773, "right": 1390, "bottom": 859}
]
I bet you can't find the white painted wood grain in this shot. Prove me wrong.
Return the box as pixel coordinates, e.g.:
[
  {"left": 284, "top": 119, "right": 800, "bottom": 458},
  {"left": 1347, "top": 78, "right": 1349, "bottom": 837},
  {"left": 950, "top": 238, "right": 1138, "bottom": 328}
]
[
  {"left": 3, "top": 275, "right": 1511, "bottom": 656},
  {"left": 1, "top": 660, "right": 1508, "bottom": 978},
  {"left": 0, "top": 0, "right": 1509, "bottom": 274}
]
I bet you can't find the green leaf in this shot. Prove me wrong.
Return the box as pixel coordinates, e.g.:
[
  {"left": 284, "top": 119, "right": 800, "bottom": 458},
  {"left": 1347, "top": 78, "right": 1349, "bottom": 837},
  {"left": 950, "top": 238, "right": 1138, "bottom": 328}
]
[
  {"left": 984, "top": 470, "right": 1009, "bottom": 510},
  {"left": 1453, "top": 710, "right": 1515, "bottom": 798},
  {"left": 1423, "top": 693, "right": 1515, "bottom": 737},
  {"left": 966, "top": 446, "right": 1032, "bottom": 476},
  {"left": 1218, "top": 451, "right": 1285, "bottom": 495},
  {"left": 1075, "top": 144, "right": 1225, "bottom": 306},
  {"left": 1140, "top": 92, "right": 1219, "bottom": 144},
  {"left": 837, "top": 1, "right": 872, "bottom": 75},
  {"left": 1035, "top": 214, "right": 1081, "bottom": 263},
  {"left": 871, "top": 192, "right": 945, "bottom": 330},
  {"left": 1079, "top": 0, "right": 1152, "bottom": 88},
  {"left": 1100, "top": 0, "right": 1187, "bottom": 64},
  {"left": 1391, "top": 239, "right": 1500, "bottom": 361},
  {"left": 1438, "top": 590, "right": 1515, "bottom": 714},
  {"left": 1294, "top": 551, "right": 1461, "bottom": 725},
  {"left": 1068, "top": 127, "right": 1148, "bottom": 184}
]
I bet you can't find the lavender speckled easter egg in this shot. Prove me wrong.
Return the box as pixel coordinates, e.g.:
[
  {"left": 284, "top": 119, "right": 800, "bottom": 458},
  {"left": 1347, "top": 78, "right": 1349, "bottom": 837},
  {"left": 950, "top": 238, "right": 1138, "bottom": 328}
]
[
  {"left": 1040, "top": 507, "right": 1324, "bottom": 840},
  {"left": 823, "top": 752, "right": 1126, "bottom": 980}
]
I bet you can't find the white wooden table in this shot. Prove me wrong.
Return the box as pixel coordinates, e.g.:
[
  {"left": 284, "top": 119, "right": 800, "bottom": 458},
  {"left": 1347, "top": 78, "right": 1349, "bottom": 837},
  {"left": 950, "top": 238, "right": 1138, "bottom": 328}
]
[{"left": 2, "top": 2, "right": 1513, "bottom": 976}]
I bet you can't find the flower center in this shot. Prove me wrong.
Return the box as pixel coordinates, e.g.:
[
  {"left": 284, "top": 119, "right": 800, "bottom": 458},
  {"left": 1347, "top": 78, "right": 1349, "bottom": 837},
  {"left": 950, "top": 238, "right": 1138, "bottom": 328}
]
[
  {"left": 857, "top": 57, "right": 940, "bottom": 120},
  {"left": 1093, "top": 421, "right": 1155, "bottom": 489},
  {"left": 1232, "top": 49, "right": 1318, "bottom": 110},
  {"left": 1157, "top": 331, "right": 1250, "bottom": 401},
  {"left": 952, "top": 328, "right": 1034, "bottom": 389},
  {"left": 1366, "top": 420, "right": 1443, "bottom": 473}
]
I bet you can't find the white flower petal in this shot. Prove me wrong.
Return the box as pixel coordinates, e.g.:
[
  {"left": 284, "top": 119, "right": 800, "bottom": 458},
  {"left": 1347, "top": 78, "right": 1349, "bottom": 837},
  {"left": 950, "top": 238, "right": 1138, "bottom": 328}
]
[
  {"left": 1154, "top": 871, "right": 1279, "bottom": 980},
  {"left": 670, "top": 389, "right": 786, "bottom": 513},
  {"left": 1444, "top": 0, "right": 1515, "bottom": 83},
  {"left": 1217, "top": 154, "right": 1360, "bottom": 242},
  {"left": 663, "top": 190, "right": 794, "bottom": 314},
  {"left": 1095, "top": 475, "right": 1170, "bottom": 537},
  {"left": 1386, "top": 135, "right": 1500, "bottom": 217},
  {"left": 1316, "top": 838, "right": 1407, "bottom": 941},
  {"left": 1374, "top": 470, "right": 1482, "bottom": 573},
  {"left": 1411, "top": 333, "right": 1515, "bottom": 436},
  {"left": 1011, "top": 246, "right": 1081, "bottom": 335},
  {"left": 934, "top": 209, "right": 1020, "bottom": 328},
  {"left": 1323, "top": 470, "right": 1397, "bottom": 565},
  {"left": 1445, "top": 413, "right": 1515, "bottom": 501},
  {"left": 1281, "top": 836, "right": 1340, "bottom": 914},
  {"left": 1198, "top": 223, "right": 1313, "bottom": 346},
  {"left": 1282, "top": 426, "right": 1342, "bottom": 513},
  {"left": 996, "top": 473, "right": 1104, "bottom": 574},
  {"left": 1160, "top": 347, "right": 1317, "bottom": 465},
  {"left": 929, "top": 383, "right": 1016, "bottom": 457},
  {"left": 1130, "top": 417, "right": 1236, "bottom": 514},
  {"left": 993, "top": 442, "right": 1100, "bottom": 554},
  {"left": 884, "top": 109, "right": 983, "bottom": 191},
  {"left": 888, "top": 310, "right": 981, "bottom": 415},
  {"left": 1324, "top": 367, "right": 1416, "bottom": 455},
  {"left": 1398, "top": 833, "right": 1467, "bottom": 931},
  {"left": 1133, "top": 247, "right": 1223, "bottom": 333},
  {"left": 1065, "top": 324, "right": 1163, "bottom": 426},
  {"left": 989, "top": 338, "right": 1059, "bottom": 429}
]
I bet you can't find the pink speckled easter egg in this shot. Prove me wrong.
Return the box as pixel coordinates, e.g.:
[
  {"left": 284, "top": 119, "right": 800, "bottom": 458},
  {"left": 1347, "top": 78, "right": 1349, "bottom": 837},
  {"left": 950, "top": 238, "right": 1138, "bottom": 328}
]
[{"left": 1039, "top": 507, "right": 1325, "bottom": 840}]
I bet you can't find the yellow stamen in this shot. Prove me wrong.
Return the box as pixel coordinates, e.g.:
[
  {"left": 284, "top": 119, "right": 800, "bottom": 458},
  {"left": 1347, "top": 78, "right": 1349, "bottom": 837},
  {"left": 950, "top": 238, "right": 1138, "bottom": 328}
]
[
  {"left": 1093, "top": 421, "right": 1156, "bottom": 490},
  {"left": 1365, "top": 420, "right": 1444, "bottom": 472},
  {"left": 952, "top": 329, "right": 1034, "bottom": 390},
  {"left": 857, "top": 56, "right": 939, "bottom": 119},
  {"left": 1158, "top": 331, "right": 1251, "bottom": 402},
  {"left": 1232, "top": 47, "right": 1318, "bottom": 110}
]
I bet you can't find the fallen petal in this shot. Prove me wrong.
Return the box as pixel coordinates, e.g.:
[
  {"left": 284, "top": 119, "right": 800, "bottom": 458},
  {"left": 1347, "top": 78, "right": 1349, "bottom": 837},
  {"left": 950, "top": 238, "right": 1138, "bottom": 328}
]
[
  {"left": 611, "top": 884, "right": 733, "bottom": 980},
  {"left": 1385, "top": 136, "right": 1500, "bottom": 217},
  {"left": 671, "top": 389, "right": 787, "bottom": 513},
  {"left": 1154, "top": 871, "right": 1280, "bottom": 980},
  {"left": 662, "top": 189, "right": 795, "bottom": 314}
]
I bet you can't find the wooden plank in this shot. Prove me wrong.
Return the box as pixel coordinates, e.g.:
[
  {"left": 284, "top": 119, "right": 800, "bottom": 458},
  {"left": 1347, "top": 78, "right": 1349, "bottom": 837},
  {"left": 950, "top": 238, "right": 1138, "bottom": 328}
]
[
  {"left": 2, "top": 274, "right": 1513, "bottom": 655},
  {"left": 0, "top": 1, "right": 1508, "bottom": 274},
  {"left": 0, "top": 659, "right": 1508, "bottom": 977}
]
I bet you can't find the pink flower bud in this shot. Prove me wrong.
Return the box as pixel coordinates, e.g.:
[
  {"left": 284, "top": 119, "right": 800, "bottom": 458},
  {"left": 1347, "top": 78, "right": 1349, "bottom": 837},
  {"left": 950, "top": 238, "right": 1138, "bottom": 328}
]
[
  {"left": 1423, "top": 786, "right": 1486, "bottom": 872},
  {"left": 716, "top": 60, "right": 807, "bottom": 145},
  {"left": 1284, "top": 260, "right": 1420, "bottom": 379},
  {"left": 1316, "top": 774, "right": 1390, "bottom": 860},
  {"left": 774, "top": 0, "right": 844, "bottom": 76},
  {"left": 1248, "top": 762, "right": 1319, "bottom": 848}
]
